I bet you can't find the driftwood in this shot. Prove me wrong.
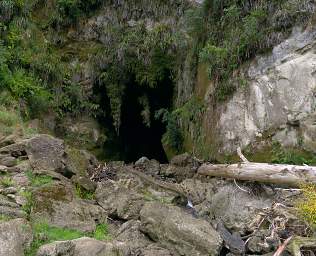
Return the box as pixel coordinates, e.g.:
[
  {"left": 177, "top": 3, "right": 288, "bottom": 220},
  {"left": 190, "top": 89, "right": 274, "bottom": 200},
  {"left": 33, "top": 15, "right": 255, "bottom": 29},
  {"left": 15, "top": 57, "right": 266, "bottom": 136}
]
[
  {"left": 198, "top": 162, "right": 316, "bottom": 187},
  {"left": 287, "top": 236, "right": 316, "bottom": 256}
]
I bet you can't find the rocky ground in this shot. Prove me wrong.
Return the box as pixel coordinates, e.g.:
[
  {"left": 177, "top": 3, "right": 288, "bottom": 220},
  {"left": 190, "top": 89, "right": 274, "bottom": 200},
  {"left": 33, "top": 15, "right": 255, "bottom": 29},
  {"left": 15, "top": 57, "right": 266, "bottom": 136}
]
[{"left": 0, "top": 133, "right": 313, "bottom": 256}]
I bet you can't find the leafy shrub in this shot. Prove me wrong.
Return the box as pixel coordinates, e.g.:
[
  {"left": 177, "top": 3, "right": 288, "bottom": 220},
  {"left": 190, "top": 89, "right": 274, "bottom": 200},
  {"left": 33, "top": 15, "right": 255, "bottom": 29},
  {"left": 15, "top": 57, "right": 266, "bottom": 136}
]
[
  {"left": 272, "top": 143, "right": 316, "bottom": 165},
  {"left": 155, "top": 109, "right": 183, "bottom": 153}
]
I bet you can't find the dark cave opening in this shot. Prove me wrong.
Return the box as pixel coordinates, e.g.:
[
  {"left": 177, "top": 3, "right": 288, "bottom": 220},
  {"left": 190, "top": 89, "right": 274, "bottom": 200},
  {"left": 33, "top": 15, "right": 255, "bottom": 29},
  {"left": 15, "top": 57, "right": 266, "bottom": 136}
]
[{"left": 96, "top": 72, "right": 174, "bottom": 163}]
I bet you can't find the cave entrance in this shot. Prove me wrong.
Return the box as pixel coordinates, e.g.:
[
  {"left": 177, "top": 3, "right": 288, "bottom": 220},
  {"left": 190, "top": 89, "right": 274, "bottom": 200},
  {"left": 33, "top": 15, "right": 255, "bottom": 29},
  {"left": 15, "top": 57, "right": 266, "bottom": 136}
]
[{"left": 98, "top": 72, "right": 174, "bottom": 163}]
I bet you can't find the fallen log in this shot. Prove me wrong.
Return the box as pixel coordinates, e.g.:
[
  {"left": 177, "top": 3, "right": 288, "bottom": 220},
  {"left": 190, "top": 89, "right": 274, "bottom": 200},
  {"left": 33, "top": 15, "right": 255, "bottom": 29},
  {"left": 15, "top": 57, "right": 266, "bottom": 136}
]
[{"left": 198, "top": 162, "right": 316, "bottom": 187}]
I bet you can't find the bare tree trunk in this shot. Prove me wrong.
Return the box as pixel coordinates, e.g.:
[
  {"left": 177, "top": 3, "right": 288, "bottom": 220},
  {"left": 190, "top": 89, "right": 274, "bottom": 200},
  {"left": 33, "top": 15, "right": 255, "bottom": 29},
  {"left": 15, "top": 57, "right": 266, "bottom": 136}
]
[{"left": 198, "top": 163, "right": 316, "bottom": 187}]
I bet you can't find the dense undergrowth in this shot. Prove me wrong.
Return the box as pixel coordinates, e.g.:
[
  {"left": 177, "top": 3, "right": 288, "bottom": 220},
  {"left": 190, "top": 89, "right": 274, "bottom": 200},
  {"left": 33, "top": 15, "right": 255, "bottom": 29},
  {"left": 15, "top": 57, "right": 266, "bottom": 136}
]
[
  {"left": 0, "top": 0, "right": 315, "bottom": 156},
  {"left": 189, "top": 0, "right": 315, "bottom": 101}
]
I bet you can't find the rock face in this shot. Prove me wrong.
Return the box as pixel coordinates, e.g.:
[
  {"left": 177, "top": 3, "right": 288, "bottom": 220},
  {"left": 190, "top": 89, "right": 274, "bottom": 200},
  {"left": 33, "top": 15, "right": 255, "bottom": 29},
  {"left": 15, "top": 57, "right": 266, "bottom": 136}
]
[
  {"left": 0, "top": 218, "right": 32, "bottom": 256},
  {"left": 190, "top": 26, "right": 316, "bottom": 157},
  {"left": 218, "top": 27, "right": 316, "bottom": 153},
  {"left": 140, "top": 201, "right": 223, "bottom": 256}
]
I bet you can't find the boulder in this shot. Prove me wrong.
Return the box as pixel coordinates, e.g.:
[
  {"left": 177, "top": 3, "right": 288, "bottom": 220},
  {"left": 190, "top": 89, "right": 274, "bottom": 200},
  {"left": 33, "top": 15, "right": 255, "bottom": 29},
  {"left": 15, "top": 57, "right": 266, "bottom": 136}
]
[
  {"left": 0, "top": 195, "right": 25, "bottom": 218},
  {"left": 140, "top": 202, "right": 223, "bottom": 256},
  {"left": 106, "top": 220, "right": 173, "bottom": 256},
  {"left": 170, "top": 153, "right": 196, "bottom": 167},
  {"left": 0, "top": 218, "right": 32, "bottom": 256},
  {"left": 32, "top": 182, "right": 106, "bottom": 232},
  {"left": 301, "top": 113, "right": 316, "bottom": 153},
  {"left": 160, "top": 164, "right": 196, "bottom": 182},
  {"left": 0, "top": 156, "right": 17, "bottom": 167},
  {"left": 209, "top": 184, "right": 272, "bottom": 233},
  {"left": 96, "top": 181, "right": 144, "bottom": 220},
  {"left": 36, "top": 238, "right": 108, "bottom": 256},
  {"left": 71, "top": 175, "right": 96, "bottom": 192},
  {"left": 37, "top": 241, "right": 75, "bottom": 256},
  {"left": 25, "top": 135, "right": 67, "bottom": 174},
  {"left": 135, "top": 157, "right": 160, "bottom": 176}
]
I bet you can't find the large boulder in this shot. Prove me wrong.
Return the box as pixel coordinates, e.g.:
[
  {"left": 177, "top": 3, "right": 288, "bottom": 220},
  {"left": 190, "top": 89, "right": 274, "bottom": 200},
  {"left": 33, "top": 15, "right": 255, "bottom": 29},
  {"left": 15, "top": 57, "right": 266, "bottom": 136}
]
[
  {"left": 0, "top": 195, "right": 25, "bottom": 218},
  {"left": 140, "top": 202, "right": 223, "bottom": 256},
  {"left": 36, "top": 237, "right": 108, "bottom": 256},
  {"left": 209, "top": 184, "right": 272, "bottom": 233},
  {"left": 32, "top": 182, "right": 106, "bottom": 232},
  {"left": 26, "top": 135, "right": 66, "bottom": 173},
  {"left": 0, "top": 218, "right": 32, "bottom": 256},
  {"left": 95, "top": 180, "right": 145, "bottom": 220}
]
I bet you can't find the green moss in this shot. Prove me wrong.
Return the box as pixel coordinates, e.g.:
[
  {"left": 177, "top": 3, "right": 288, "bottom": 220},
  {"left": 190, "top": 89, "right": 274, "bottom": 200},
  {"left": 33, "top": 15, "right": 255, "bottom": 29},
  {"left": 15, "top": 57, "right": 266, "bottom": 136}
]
[
  {"left": 25, "top": 221, "right": 110, "bottom": 256},
  {"left": 297, "top": 184, "right": 316, "bottom": 229},
  {"left": 25, "top": 222, "right": 85, "bottom": 256},
  {"left": 66, "top": 147, "right": 87, "bottom": 175}
]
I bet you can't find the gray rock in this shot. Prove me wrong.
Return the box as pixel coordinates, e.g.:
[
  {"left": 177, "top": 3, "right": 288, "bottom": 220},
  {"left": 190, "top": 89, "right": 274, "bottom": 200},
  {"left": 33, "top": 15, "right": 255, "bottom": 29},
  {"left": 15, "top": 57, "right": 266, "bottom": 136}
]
[
  {"left": 7, "top": 160, "right": 31, "bottom": 174},
  {"left": 0, "top": 186, "right": 18, "bottom": 195},
  {"left": 199, "top": 27, "right": 316, "bottom": 155},
  {"left": 140, "top": 201, "right": 223, "bottom": 256},
  {"left": 0, "top": 156, "right": 17, "bottom": 167},
  {"left": 0, "top": 218, "right": 32, "bottom": 256},
  {"left": 71, "top": 175, "right": 96, "bottom": 192},
  {"left": 301, "top": 113, "right": 316, "bottom": 153},
  {"left": 135, "top": 156, "right": 150, "bottom": 166},
  {"left": 209, "top": 184, "right": 272, "bottom": 233},
  {"left": 96, "top": 180, "right": 144, "bottom": 220},
  {"left": 170, "top": 153, "right": 193, "bottom": 166},
  {"left": 37, "top": 241, "right": 75, "bottom": 256},
  {"left": 160, "top": 164, "right": 196, "bottom": 182},
  {"left": 26, "top": 135, "right": 67, "bottom": 174},
  {"left": 135, "top": 157, "right": 160, "bottom": 176},
  {"left": 32, "top": 182, "right": 106, "bottom": 232},
  {"left": 0, "top": 195, "right": 25, "bottom": 218},
  {"left": 37, "top": 237, "right": 111, "bottom": 256}
]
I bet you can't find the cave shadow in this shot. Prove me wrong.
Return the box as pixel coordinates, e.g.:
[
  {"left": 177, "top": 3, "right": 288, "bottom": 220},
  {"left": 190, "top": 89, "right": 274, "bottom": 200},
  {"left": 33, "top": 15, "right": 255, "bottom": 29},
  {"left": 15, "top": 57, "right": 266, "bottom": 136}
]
[{"left": 96, "top": 72, "right": 174, "bottom": 163}]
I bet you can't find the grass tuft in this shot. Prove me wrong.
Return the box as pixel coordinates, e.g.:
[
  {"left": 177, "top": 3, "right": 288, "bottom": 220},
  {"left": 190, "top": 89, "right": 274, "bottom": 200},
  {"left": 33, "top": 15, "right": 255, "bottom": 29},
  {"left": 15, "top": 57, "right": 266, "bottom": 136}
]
[
  {"left": 26, "top": 170, "right": 53, "bottom": 187},
  {"left": 25, "top": 222, "right": 110, "bottom": 256}
]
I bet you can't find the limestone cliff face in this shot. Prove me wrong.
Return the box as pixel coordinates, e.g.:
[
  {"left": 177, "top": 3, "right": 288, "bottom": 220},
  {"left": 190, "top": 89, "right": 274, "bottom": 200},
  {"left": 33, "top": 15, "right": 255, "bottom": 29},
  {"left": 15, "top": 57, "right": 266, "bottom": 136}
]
[{"left": 195, "top": 26, "right": 316, "bottom": 157}]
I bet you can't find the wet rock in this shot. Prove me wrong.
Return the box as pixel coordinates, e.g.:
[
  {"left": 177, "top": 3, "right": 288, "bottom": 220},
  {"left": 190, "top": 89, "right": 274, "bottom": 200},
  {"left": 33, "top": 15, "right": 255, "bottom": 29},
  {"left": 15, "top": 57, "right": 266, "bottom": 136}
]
[
  {"left": 96, "top": 180, "right": 144, "bottom": 220},
  {"left": 0, "top": 218, "right": 32, "bottom": 256},
  {"left": 140, "top": 201, "right": 223, "bottom": 256},
  {"left": 0, "top": 156, "right": 17, "bottom": 167}
]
